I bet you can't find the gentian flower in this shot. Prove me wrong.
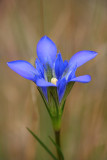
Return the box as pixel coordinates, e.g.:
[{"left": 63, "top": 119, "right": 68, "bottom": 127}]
[{"left": 7, "top": 36, "right": 97, "bottom": 130}]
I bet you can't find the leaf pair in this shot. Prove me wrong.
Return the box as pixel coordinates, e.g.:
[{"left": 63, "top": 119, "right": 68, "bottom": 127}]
[{"left": 27, "top": 128, "right": 64, "bottom": 160}]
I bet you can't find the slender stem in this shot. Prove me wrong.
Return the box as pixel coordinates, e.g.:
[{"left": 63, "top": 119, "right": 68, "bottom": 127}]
[
  {"left": 55, "top": 131, "right": 60, "bottom": 147},
  {"left": 55, "top": 130, "right": 62, "bottom": 160}
]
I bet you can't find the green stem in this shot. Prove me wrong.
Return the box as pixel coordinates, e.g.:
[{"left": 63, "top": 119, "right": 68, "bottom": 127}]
[{"left": 55, "top": 130, "right": 62, "bottom": 160}]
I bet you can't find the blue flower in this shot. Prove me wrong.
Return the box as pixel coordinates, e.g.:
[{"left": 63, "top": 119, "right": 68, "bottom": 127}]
[{"left": 7, "top": 36, "right": 97, "bottom": 103}]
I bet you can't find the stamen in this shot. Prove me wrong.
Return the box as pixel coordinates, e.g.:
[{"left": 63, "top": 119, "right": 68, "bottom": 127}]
[{"left": 51, "top": 77, "right": 58, "bottom": 85}]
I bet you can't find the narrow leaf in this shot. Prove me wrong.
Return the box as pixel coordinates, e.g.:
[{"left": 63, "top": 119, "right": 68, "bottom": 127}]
[
  {"left": 50, "top": 92, "right": 59, "bottom": 117},
  {"left": 49, "top": 136, "right": 64, "bottom": 160},
  {"left": 27, "top": 128, "right": 58, "bottom": 160}
]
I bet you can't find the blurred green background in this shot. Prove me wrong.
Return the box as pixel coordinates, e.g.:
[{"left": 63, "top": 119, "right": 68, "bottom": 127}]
[{"left": 0, "top": 0, "right": 107, "bottom": 160}]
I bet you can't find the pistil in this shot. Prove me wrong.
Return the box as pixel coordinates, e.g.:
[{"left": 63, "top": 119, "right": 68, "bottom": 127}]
[{"left": 51, "top": 77, "right": 58, "bottom": 85}]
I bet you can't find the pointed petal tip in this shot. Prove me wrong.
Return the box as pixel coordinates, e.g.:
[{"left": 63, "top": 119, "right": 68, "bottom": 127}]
[
  {"left": 7, "top": 61, "right": 12, "bottom": 65},
  {"left": 70, "top": 75, "right": 91, "bottom": 83},
  {"left": 86, "top": 75, "right": 91, "bottom": 82},
  {"left": 69, "top": 50, "right": 98, "bottom": 68},
  {"left": 89, "top": 51, "right": 98, "bottom": 56},
  {"left": 57, "top": 52, "right": 62, "bottom": 57},
  {"left": 7, "top": 61, "right": 16, "bottom": 67},
  {"left": 7, "top": 61, "right": 17, "bottom": 67},
  {"left": 7, "top": 60, "right": 37, "bottom": 80},
  {"left": 37, "top": 35, "right": 55, "bottom": 44},
  {"left": 41, "top": 35, "right": 49, "bottom": 40},
  {"left": 81, "top": 50, "right": 98, "bottom": 58},
  {"left": 36, "top": 36, "right": 57, "bottom": 66},
  {"left": 58, "top": 52, "right": 61, "bottom": 54},
  {"left": 7, "top": 62, "right": 11, "bottom": 68}
]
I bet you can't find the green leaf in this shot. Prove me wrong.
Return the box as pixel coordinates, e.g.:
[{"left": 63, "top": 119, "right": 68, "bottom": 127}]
[
  {"left": 49, "top": 136, "right": 64, "bottom": 160},
  {"left": 27, "top": 128, "right": 58, "bottom": 160},
  {"left": 47, "top": 87, "right": 59, "bottom": 116},
  {"left": 50, "top": 91, "right": 59, "bottom": 117}
]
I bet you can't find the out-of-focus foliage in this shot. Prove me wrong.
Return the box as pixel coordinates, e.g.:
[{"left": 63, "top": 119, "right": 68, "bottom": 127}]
[{"left": 0, "top": 0, "right": 107, "bottom": 160}]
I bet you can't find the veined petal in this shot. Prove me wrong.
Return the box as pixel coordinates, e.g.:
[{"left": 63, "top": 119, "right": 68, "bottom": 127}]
[
  {"left": 36, "top": 78, "right": 56, "bottom": 87},
  {"left": 69, "top": 50, "right": 98, "bottom": 68},
  {"left": 35, "top": 58, "right": 44, "bottom": 78},
  {"left": 57, "top": 78, "right": 67, "bottom": 102},
  {"left": 7, "top": 60, "right": 38, "bottom": 80},
  {"left": 55, "top": 53, "right": 68, "bottom": 79},
  {"left": 36, "top": 36, "right": 57, "bottom": 67},
  {"left": 67, "top": 65, "right": 77, "bottom": 82},
  {"left": 70, "top": 75, "right": 91, "bottom": 83},
  {"left": 63, "top": 63, "right": 77, "bottom": 80}
]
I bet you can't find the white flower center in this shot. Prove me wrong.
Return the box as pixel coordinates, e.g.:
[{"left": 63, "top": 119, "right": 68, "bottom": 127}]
[{"left": 51, "top": 77, "right": 58, "bottom": 85}]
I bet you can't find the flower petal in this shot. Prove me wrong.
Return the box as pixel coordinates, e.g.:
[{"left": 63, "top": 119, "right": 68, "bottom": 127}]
[
  {"left": 57, "top": 78, "right": 67, "bottom": 102},
  {"left": 35, "top": 58, "right": 44, "bottom": 78},
  {"left": 63, "top": 63, "right": 77, "bottom": 80},
  {"left": 7, "top": 60, "right": 38, "bottom": 80},
  {"left": 36, "top": 36, "right": 57, "bottom": 67},
  {"left": 36, "top": 78, "right": 56, "bottom": 87},
  {"left": 63, "top": 60, "right": 68, "bottom": 69},
  {"left": 55, "top": 53, "right": 68, "bottom": 79},
  {"left": 67, "top": 65, "right": 77, "bottom": 82},
  {"left": 69, "top": 50, "right": 98, "bottom": 68},
  {"left": 70, "top": 75, "right": 91, "bottom": 83}
]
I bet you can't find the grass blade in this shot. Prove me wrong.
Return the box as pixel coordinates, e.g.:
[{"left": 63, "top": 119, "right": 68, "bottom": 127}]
[{"left": 27, "top": 128, "right": 58, "bottom": 160}]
